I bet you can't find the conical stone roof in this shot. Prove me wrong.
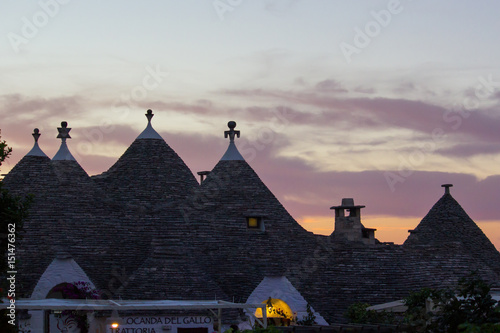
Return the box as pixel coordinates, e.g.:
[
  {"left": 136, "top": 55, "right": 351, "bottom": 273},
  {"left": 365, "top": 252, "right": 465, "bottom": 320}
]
[
  {"left": 5, "top": 118, "right": 500, "bottom": 324},
  {"left": 404, "top": 184, "right": 500, "bottom": 275},
  {"left": 185, "top": 122, "right": 317, "bottom": 301},
  {"left": 123, "top": 219, "right": 230, "bottom": 301},
  {"left": 92, "top": 110, "right": 198, "bottom": 210},
  {"left": 2, "top": 128, "right": 55, "bottom": 196},
  {"left": 2, "top": 125, "right": 112, "bottom": 297}
]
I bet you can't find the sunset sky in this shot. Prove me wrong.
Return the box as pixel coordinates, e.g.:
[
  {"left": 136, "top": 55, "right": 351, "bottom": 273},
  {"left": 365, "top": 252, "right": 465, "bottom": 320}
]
[{"left": 1, "top": 1, "right": 500, "bottom": 248}]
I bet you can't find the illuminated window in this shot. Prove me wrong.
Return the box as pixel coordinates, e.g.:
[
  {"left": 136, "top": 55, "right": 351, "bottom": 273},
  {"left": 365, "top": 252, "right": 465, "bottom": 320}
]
[
  {"left": 255, "top": 298, "right": 294, "bottom": 327},
  {"left": 246, "top": 216, "right": 264, "bottom": 230}
]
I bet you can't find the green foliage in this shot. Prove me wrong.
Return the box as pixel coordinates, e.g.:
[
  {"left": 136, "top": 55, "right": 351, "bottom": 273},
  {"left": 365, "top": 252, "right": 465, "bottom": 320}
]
[
  {"left": 0, "top": 135, "right": 32, "bottom": 332},
  {"left": 0, "top": 131, "right": 13, "bottom": 167},
  {"left": 0, "top": 184, "right": 32, "bottom": 269},
  {"left": 245, "top": 326, "right": 281, "bottom": 333},
  {"left": 297, "top": 303, "right": 317, "bottom": 326},
  {"left": 345, "top": 302, "right": 395, "bottom": 325},
  {"left": 346, "top": 274, "right": 500, "bottom": 332},
  {"left": 433, "top": 274, "right": 500, "bottom": 332},
  {"left": 0, "top": 138, "right": 32, "bottom": 273},
  {"left": 403, "top": 273, "right": 500, "bottom": 332},
  {"left": 225, "top": 326, "right": 281, "bottom": 333},
  {"left": 403, "top": 287, "right": 441, "bottom": 331},
  {"left": 459, "top": 322, "right": 500, "bottom": 333}
]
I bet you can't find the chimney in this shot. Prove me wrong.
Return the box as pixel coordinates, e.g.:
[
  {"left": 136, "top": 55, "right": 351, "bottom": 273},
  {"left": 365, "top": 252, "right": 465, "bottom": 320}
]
[{"left": 330, "top": 198, "right": 375, "bottom": 244}]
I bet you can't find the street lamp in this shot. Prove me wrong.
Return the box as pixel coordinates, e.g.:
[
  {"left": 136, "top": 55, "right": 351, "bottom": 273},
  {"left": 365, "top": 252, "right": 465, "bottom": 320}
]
[{"left": 106, "top": 309, "right": 123, "bottom": 332}]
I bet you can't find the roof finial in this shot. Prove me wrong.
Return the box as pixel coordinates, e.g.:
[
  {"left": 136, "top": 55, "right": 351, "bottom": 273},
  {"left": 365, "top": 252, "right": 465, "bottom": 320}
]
[
  {"left": 220, "top": 121, "right": 244, "bottom": 161},
  {"left": 136, "top": 109, "right": 163, "bottom": 140},
  {"left": 32, "top": 128, "right": 41, "bottom": 143},
  {"left": 441, "top": 184, "right": 453, "bottom": 194},
  {"left": 52, "top": 121, "right": 76, "bottom": 161},
  {"left": 224, "top": 121, "right": 240, "bottom": 143},
  {"left": 56, "top": 121, "right": 71, "bottom": 142},
  {"left": 146, "top": 109, "right": 154, "bottom": 123},
  {"left": 197, "top": 171, "right": 211, "bottom": 183},
  {"left": 26, "top": 128, "right": 48, "bottom": 157}
]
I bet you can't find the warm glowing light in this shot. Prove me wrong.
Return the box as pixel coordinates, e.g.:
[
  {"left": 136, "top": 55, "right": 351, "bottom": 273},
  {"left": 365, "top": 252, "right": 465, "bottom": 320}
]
[
  {"left": 111, "top": 322, "right": 119, "bottom": 328},
  {"left": 255, "top": 298, "right": 293, "bottom": 319},
  {"left": 248, "top": 217, "right": 259, "bottom": 228}
]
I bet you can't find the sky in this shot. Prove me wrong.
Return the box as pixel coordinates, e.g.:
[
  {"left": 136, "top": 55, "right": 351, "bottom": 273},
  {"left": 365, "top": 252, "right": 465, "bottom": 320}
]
[{"left": 1, "top": 0, "right": 500, "bottom": 248}]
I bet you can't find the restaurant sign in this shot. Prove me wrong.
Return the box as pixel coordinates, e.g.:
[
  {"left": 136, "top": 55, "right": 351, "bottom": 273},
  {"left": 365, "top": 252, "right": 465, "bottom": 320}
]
[{"left": 108, "top": 316, "right": 213, "bottom": 333}]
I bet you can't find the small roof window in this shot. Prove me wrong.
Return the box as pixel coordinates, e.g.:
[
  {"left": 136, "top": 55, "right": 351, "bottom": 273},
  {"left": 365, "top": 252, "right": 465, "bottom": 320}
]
[{"left": 246, "top": 216, "right": 265, "bottom": 231}]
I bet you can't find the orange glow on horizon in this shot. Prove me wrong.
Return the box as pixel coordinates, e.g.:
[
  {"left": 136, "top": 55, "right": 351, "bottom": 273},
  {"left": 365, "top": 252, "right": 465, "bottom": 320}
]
[{"left": 298, "top": 215, "right": 500, "bottom": 251}]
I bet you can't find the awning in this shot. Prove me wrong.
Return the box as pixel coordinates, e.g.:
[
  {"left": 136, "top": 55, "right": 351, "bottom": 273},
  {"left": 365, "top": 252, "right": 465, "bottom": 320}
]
[
  {"left": 0, "top": 299, "right": 267, "bottom": 330},
  {"left": 1, "top": 299, "right": 262, "bottom": 311}
]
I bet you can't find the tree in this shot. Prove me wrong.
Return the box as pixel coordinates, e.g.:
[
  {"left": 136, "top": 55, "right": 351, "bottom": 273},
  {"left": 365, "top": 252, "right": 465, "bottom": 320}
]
[
  {"left": 344, "top": 274, "right": 500, "bottom": 332},
  {"left": 0, "top": 133, "right": 32, "bottom": 332},
  {"left": 403, "top": 288, "right": 441, "bottom": 332},
  {"left": 297, "top": 303, "right": 317, "bottom": 326},
  {"left": 0, "top": 131, "right": 13, "bottom": 166},
  {"left": 344, "top": 302, "right": 395, "bottom": 325},
  {"left": 433, "top": 274, "right": 500, "bottom": 332},
  {"left": 403, "top": 273, "right": 500, "bottom": 332}
]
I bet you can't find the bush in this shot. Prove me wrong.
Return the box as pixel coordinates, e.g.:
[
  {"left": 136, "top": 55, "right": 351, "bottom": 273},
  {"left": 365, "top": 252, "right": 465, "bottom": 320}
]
[{"left": 345, "top": 302, "right": 395, "bottom": 324}]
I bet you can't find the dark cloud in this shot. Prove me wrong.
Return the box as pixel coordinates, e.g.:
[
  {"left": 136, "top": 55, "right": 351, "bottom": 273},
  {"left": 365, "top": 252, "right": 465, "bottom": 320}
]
[
  {"left": 354, "top": 86, "right": 376, "bottom": 94},
  {"left": 160, "top": 131, "right": 226, "bottom": 179},
  {"left": 315, "top": 79, "right": 348, "bottom": 93},
  {"left": 251, "top": 147, "right": 500, "bottom": 221},
  {"left": 137, "top": 100, "right": 213, "bottom": 115},
  {"left": 435, "top": 142, "right": 500, "bottom": 157},
  {"left": 157, "top": 126, "right": 498, "bottom": 223},
  {"left": 393, "top": 82, "right": 416, "bottom": 94},
  {"left": 4, "top": 116, "right": 500, "bottom": 235},
  {"left": 3, "top": 90, "right": 500, "bottom": 231},
  {"left": 0, "top": 94, "right": 86, "bottom": 121},
  {"left": 75, "top": 124, "right": 139, "bottom": 146},
  {"left": 218, "top": 87, "right": 500, "bottom": 144}
]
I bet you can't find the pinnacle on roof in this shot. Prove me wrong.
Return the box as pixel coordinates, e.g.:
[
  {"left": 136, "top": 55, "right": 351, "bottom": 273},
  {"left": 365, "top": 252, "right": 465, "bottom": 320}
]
[
  {"left": 220, "top": 121, "right": 244, "bottom": 161},
  {"left": 136, "top": 109, "right": 163, "bottom": 140},
  {"left": 26, "top": 128, "right": 48, "bottom": 157},
  {"left": 52, "top": 121, "right": 76, "bottom": 161},
  {"left": 442, "top": 183, "right": 453, "bottom": 194},
  {"left": 197, "top": 170, "right": 211, "bottom": 183}
]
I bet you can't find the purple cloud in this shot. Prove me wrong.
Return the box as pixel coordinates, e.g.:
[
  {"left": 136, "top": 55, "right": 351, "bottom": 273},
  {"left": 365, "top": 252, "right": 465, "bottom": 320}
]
[
  {"left": 315, "top": 79, "right": 348, "bottom": 93},
  {"left": 435, "top": 142, "right": 500, "bottom": 157}
]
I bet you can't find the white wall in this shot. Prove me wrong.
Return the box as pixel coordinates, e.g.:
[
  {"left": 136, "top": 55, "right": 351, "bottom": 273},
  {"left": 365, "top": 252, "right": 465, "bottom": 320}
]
[{"left": 245, "top": 276, "right": 328, "bottom": 326}]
